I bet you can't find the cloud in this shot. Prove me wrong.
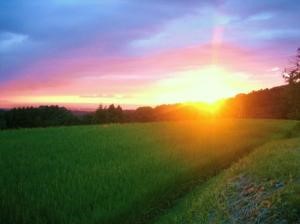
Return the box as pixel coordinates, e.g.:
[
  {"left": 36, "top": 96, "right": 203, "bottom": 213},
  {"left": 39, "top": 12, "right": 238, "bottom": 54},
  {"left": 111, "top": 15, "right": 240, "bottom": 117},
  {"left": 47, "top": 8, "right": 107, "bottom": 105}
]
[
  {"left": 0, "top": 0, "right": 223, "bottom": 79},
  {"left": 80, "top": 93, "right": 131, "bottom": 99},
  {"left": 0, "top": 32, "right": 28, "bottom": 52}
]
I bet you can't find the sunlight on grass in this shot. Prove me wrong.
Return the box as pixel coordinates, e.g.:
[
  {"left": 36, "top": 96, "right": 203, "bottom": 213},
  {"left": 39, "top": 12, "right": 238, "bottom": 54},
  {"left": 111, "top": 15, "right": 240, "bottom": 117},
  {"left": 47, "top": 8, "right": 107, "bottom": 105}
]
[{"left": 0, "top": 120, "right": 297, "bottom": 224}]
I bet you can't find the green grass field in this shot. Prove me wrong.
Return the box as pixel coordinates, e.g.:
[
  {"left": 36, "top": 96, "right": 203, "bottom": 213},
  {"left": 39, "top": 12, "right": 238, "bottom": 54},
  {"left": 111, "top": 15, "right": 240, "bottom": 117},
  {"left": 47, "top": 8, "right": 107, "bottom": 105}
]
[{"left": 0, "top": 119, "right": 299, "bottom": 223}]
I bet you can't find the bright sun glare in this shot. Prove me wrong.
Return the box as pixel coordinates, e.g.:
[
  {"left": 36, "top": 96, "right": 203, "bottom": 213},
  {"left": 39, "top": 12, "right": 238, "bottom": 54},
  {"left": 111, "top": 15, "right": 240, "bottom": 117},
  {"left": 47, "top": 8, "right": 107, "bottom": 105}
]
[{"left": 149, "top": 64, "right": 251, "bottom": 104}]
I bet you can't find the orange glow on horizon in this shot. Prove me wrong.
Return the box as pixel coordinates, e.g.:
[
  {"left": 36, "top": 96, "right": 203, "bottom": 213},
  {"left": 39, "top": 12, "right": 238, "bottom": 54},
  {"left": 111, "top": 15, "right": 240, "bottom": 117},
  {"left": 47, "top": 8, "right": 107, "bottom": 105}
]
[
  {"left": 0, "top": 40, "right": 283, "bottom": 110},
  {"left": 184, "top": 100, "right": 225, "bottom": 115},
  {"left": 3, "top": 64, "right": 263, "bottom": 109}
]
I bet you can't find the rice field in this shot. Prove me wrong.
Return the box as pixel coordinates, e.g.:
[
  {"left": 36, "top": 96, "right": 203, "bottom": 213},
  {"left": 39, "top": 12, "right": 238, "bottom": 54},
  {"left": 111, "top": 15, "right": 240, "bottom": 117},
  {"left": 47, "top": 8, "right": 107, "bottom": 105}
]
[{"left": 0, "top": 119, "right": 297, "bottom": 224}]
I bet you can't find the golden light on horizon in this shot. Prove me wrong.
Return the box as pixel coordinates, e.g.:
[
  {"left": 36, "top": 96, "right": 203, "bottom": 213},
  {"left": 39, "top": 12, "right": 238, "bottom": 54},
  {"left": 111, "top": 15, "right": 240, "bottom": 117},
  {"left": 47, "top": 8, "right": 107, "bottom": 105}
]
[
  {"left": 184, "top": 100, "right": 225, "bottom": 115},
  {"left": 6, "top": 65, "right": 262, "bottom": 108}
]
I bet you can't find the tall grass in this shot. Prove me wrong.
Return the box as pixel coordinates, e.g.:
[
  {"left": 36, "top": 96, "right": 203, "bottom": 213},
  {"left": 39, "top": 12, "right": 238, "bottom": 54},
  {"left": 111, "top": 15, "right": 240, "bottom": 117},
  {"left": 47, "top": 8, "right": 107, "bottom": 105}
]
[{"left": 0, "top": 119, "right": 296, "bottom": 223}]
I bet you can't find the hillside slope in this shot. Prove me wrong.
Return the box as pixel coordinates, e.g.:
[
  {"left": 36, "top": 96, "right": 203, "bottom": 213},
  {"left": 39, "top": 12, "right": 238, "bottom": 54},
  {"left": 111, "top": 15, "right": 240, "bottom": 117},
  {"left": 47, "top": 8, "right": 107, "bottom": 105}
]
[{"left": 156, "top": 136, "right": 300, "bottom": 223}]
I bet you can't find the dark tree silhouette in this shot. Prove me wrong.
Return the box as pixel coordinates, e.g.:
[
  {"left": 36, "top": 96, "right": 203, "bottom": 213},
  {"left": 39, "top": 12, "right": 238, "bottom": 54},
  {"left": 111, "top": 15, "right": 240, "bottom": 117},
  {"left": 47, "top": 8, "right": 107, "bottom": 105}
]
[
  {"left": 4, "top": 106, "right": 78, "bottom": 129},
  {"left": 282, "top": 48, "right": 300, "bottom": 119},
  {"left": 134, "top": 107, "right": 154, "bottom": 122},
  {"left": 94, "top": 104, "right": 124, "bottom": 124},
  {"left": 0, "top": 109, "right": 7, "bottom": 129},
  {"left": 94, "top": 105, "right": 107, "bottom": 124},
  {"left": 283, "top": 48, "right": 300, "bottom": 84}
]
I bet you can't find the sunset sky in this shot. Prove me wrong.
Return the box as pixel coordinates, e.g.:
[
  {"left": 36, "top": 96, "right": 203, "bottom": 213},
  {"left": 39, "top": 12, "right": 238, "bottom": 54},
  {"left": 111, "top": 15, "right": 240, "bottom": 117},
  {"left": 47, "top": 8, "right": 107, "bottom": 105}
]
[{"left": 1, "top": 0, "right": 299, "bottom": 109}]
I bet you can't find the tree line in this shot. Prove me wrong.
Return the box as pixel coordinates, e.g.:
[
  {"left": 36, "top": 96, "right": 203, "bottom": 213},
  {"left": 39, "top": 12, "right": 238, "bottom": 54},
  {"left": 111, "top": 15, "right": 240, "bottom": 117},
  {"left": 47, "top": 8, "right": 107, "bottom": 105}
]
[
  {"left": 0, "top": 86, "right": 298, "bottom": 130},
  {"left": 219, "top": 85, "right": 299, "bottom": 119},
  {"left": 0, "top": 104, "right": 205, "bottom": 129},
  {"left": 1, "top": 48, "right": 299, "bottom": 129},
  {"left": 0, "top": 106, "right": 78, "bottom": 129}
]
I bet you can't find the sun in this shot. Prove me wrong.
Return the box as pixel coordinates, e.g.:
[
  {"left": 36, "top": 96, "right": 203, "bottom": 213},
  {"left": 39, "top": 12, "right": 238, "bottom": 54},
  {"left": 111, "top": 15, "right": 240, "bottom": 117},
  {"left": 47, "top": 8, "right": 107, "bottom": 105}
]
[
  {"left": 149, "top": 64, "right": 247, "bottom": 104},
  {"left": 185, "top": 65, "right": 231, "bottom": 103}
]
